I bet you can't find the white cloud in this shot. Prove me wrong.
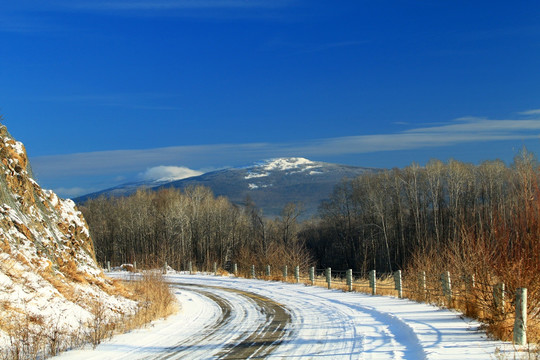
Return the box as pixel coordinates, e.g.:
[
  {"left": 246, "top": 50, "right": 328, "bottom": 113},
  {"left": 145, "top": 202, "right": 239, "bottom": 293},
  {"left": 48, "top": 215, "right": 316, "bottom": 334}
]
[
  {"left": 30, "top": 116, "right": 540, "bottom": 181},
  {"left": 139, "top": 166, "right": 203, "bottom": 182},
  {"left": 51, "top": 187, "right": 93, "bottom": 198}
]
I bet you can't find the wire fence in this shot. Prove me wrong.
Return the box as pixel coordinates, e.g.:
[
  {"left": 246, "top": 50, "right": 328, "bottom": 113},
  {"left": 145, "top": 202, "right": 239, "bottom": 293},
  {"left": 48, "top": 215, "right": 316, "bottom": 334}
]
[
  {"left": 105, "top": 260, "right": 529, "bottom": 345},
  {"left": 212, "top": 262, "right": 528, "bottom": 345}
]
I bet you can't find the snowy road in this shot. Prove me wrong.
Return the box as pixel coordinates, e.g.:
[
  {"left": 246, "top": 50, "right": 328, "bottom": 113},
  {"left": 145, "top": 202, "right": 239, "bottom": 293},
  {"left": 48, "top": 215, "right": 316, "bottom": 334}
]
[{"left": 55, "top": 273, "right": 510, "bottom": 359}]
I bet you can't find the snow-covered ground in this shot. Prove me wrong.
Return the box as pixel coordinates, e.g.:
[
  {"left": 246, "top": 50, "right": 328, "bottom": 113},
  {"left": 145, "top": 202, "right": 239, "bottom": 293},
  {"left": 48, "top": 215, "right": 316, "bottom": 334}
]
[{"left": 54, "top": 272, "right": 517, "bottom": 359}]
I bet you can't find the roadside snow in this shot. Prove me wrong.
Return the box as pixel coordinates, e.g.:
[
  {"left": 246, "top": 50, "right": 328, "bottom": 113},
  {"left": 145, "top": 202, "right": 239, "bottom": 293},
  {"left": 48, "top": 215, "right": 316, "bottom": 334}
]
[{"left": 54, "top": 273, "right": 515, "bottom": 359}]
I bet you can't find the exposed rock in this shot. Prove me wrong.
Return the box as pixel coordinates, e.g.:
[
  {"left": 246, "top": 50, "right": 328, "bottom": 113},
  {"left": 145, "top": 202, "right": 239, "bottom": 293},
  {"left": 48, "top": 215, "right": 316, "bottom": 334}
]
[{"left": 0, "top": 125, "right": 136, "bottom": 354}]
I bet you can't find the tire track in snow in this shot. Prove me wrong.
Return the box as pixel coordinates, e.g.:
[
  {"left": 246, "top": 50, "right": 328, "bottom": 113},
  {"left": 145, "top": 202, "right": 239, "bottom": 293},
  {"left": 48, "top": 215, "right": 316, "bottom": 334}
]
[
  {"left": 53, "top": 273, "right": 506, "bottom": 359},
  {"left": 179, "top": 277, "right": 428, "bottom": 359},
  {"left": 154, "top": 284, "right": 292, "bottom": 360}
]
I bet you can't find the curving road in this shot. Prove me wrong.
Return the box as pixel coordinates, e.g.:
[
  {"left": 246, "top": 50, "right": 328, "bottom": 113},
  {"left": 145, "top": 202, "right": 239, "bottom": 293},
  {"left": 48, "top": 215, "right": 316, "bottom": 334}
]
[
  {"left": 54, "top": 273, "right": 508, "bottom": 360},
  {"left": 155, "top": 284, "right": 291, "bottom": 360}
]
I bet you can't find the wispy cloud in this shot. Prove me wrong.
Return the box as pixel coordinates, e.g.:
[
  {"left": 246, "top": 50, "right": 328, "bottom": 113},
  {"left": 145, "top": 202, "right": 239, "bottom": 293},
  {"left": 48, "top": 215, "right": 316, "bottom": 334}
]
[
  {"left": 139, "top": 166, "right": 203, "bottom": 181},
  {"left": 1, "top": 0, "right": 300, "bottom": 26},
  {"left": 262, "top": 39, "right": 367, "bottom": 55},
  {"left": 55, "top": 0, "right": 300, "bottom": 19},
  {"left": 0, "top": 13, "right": 64, "bottom": 33},
  {"left": 31, "top": 93, "right": 184, "bottom": 111},
  {"left": 31, "top": 116, "right": 540, "bottom": 182},
  {"left": 53, "top": 186, "right": 96, "bottom": 198},
  {"left": 70, "top": 0, "right": 295, "bottom": 11},
  {"left": 519, "top": 109, "right": 540, "bottom": 116}
]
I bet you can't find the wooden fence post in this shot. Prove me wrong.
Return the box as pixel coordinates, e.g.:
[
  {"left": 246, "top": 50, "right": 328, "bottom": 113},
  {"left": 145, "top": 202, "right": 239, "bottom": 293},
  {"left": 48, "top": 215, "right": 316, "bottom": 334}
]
[
  {"left": 513, "top": 288, "right": 527, "bottom": 345},
  {"left": 493, "top": 283, "right": 505, "bottom": 314},
  {"left": 163, "top": 261, "right": 168, "bottom": 274},
  {"left": 295, "top": 266, "right": 300, "bottom": 283},
  {"left": 441, "top": 271, "right": 452, "bottom": 305},
  {"left": 251, "top": 265, "right": 256, "bottom": 279},
  {"left": 266, "top": 265, "right": 271, "bottom": 277},
  {"left": 346, "top": 269, "right": 353, "bottom": 292},
  {"left": 309, "top": 266, "right": 315, "bottom": 286},
  {"left": 418, "top": 271, "right": 426, "bottom": 299},
  {"left": 189, "top": 261, "right": 193, "bottom": 275},
  {"left": 213, "top": 262, "right": 217, "bottom": 275},
  {"left": 134, "top": 261, "right": 137, "bottom": 272},
  {"left": 107, "top": 261, "right": 111, "bottom": 272},
  {"left": 394, "top": 270, "right": 403, "bottom": 298},
  {"left": 233, "top": 263, "right": 238, "bottom": 277},
  {"left": 369, "top": 270, "right": 376, "bottom": 295},
  {"left": 326, "top": 267, "right": 332, "bottom": 289},
  {"left": 283, "top": 265, "right": 288, "bottom": 280}
]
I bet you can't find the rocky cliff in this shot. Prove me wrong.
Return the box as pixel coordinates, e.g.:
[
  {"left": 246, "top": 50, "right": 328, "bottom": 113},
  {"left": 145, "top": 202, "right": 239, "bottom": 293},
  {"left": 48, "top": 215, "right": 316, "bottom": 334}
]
[{"left": 0, "top": 125, "right": 136, "bottom": 356}]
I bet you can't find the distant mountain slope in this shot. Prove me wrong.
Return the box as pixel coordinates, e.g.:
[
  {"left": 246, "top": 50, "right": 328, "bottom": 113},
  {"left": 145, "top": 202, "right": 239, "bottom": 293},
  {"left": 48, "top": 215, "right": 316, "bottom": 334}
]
[{"left": 78, "top": 158, "right": 376, "bottom": 218}]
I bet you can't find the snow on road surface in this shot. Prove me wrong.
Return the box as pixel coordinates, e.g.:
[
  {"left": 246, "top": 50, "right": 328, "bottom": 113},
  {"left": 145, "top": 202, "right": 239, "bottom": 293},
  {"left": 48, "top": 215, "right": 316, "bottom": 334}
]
[{"left": 54, "top": 273, "right": 513, "bottom": 359}]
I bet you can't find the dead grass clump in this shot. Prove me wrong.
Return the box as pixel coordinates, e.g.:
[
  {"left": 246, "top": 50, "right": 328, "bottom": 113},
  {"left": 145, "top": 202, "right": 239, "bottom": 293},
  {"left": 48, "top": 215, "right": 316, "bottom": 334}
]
[
  {"left": 216, "top": 268, "right": 229, "bottom": 277},
  {"left": 40, "top": 269, "right": 79, "bottom": 303},
  {"left": 122, "top": 271, "right": 178, "bottom": 330},
  {"left": 0, "top": 238, "right": 11, "bottom": 253},
  {"left": 106, "top": 277, "right": 134, "bottom": 299},
  {"left": 61, "top": 259, "right": 88, "bottom": 284}
]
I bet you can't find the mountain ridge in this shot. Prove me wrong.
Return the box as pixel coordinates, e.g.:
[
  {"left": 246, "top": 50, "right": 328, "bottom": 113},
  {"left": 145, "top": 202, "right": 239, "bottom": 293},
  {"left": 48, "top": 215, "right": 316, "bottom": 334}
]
[{"left": 77, "top": 157, "right": 377, "bottom": 218}]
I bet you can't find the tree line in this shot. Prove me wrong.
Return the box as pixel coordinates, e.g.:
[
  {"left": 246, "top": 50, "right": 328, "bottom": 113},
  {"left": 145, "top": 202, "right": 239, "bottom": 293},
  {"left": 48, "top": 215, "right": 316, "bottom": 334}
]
[
  {"left": 81, "top": 150, "right": 538, "bottom": 276},
  {"left": 301, "top": 150, "right": 538, "bottom": 275},
  {"left": 81, "top": 186, "right": 310, "bottom": 273}
]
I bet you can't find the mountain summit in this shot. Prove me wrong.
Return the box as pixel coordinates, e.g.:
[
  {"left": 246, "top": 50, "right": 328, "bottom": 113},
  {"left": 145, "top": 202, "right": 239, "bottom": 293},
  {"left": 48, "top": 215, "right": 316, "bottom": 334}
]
[{"left": 78, "top": 157, "right": 376, "bottom": 218}]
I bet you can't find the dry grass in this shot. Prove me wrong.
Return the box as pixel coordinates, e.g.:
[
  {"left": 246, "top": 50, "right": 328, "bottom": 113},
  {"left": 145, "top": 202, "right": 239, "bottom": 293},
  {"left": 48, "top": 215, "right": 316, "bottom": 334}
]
[
  {"left": 120, "top": 271, "right": 178, "bottom": 331},
  {"left": 60, "top": 259, "right": 88, "bottom": 284},
  {"left": 0, "top": 270, "right": 177, "bottom": 360}
]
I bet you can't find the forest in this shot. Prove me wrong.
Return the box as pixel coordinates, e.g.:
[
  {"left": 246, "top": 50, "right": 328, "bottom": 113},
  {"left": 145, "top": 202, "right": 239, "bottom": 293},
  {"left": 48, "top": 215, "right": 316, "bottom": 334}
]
[{"left": 81, "top": 150, "right": 539, "bottom": 277}]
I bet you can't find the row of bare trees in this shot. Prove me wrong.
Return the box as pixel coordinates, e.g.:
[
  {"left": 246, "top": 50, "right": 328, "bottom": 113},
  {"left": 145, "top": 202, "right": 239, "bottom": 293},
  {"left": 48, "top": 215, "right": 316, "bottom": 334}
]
[
  {"left": 301, "top": 151, "right": 538, "bottom": 275},
  {"left": 82, "top": 150, "right": 538, "bottom": 279},
  {"left": 81, "top": 186, "right": 311, "bottom": 272}
]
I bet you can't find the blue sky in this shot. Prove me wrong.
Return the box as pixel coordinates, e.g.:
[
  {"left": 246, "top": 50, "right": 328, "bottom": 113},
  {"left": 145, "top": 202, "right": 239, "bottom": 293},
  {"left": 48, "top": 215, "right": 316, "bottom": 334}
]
[{"left": 1, "top": 1, "right": 540, "bottom": 198}]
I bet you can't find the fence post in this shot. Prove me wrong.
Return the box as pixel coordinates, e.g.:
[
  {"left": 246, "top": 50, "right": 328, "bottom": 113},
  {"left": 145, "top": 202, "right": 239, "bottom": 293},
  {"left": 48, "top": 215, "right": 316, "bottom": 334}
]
[
  {"left": 134, "top": 261, "right": 137, "bottom": 272},
  {"left": 394, "top": 270, "right": 403, "bottom": 298},
  {"left": 309, "top": 266, "right": 315, "bottom": 286},
  {"left": 266, "top": 265, "right": 271, "bottom": 277},
  {"left": 326, "top": 267, "right": 332, "bottom": 289},
  {"left": 163, "top": 261, "right": 168, "bottom": 274},
  {"left": 213, "top": 262, "right": 217, "bottom": 276},
  {"left": 493, "top": 283, "right": 505, "bottom": 314},
  {"left": 346, "top": 269, "right": 353, "bottom": 292},
  {"left": 369, "top": 270, "right": 376, "bottom": 295},
  {"left": 295, "top": 266, "right": 300, "bottom": 283},
  {"left": 189, "top": 261, "right": 193, "bottom": 275},
  {"left": 107, "top": 261, "right": 111, "bottom": 272},
  {"left": 441, "top": 271, "right": 452, "bottom": 305},
  {"left": 283, "top": 265, "right": 288, "bottom": 281},
  {"left": 418, "top": 271, "right": 426, "bottom": 299},
  {"left": 513, "top": 288, "right": 527, "bottom": 345},
  {"left": 233, "top": 263, "right": 238, "bottom": 277},
  {"left": 251, "top": 265, "right": 256, "bottom": 279}
]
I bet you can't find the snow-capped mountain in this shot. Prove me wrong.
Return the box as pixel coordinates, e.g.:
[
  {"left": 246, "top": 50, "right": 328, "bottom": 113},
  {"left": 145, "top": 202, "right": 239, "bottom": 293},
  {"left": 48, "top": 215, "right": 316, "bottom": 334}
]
[{"left": 78, "top": 157, "right": 376, "bottom": 218}]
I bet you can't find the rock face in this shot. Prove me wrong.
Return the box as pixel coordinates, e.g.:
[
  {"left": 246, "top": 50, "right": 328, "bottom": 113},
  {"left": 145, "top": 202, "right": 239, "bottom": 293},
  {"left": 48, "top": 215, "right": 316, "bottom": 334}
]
[{"left": 0, "top": 125, "right": 135, "bottom": 354}]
